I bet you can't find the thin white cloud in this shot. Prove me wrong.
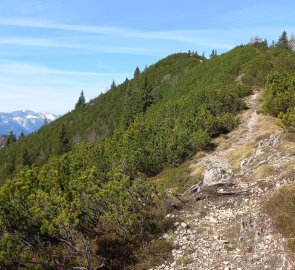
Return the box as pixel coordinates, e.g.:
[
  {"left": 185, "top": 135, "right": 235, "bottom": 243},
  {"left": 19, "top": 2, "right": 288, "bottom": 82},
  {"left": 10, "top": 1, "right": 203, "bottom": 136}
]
[
  {"left": 0, "top": 37, "right": 165, "bottom": 56},
  {"left": 0, "top": 17, "right": 232, "bottom": 49},
  {"left": 0, "top": 60, "right": 132, "bottom": 77}
]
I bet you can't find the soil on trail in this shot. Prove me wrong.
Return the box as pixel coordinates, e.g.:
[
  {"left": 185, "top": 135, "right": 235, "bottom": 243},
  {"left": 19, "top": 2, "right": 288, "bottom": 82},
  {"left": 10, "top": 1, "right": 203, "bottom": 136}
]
[{"left": 152, "top": 88, "right": 295, "bottom": 270}]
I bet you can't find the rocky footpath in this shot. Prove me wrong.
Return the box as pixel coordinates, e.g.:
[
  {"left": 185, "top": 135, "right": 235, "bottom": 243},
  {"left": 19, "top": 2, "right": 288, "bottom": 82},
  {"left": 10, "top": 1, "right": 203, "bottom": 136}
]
[{"left": 152, "top": 89, "right": 295, "bottom": 270}]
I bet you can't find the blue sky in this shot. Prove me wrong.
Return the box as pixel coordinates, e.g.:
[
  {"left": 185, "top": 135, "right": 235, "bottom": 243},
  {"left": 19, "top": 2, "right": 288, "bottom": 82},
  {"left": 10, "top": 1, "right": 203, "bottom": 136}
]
[{"left": 0, "top": 0, "right": 294, "bottom": 114}]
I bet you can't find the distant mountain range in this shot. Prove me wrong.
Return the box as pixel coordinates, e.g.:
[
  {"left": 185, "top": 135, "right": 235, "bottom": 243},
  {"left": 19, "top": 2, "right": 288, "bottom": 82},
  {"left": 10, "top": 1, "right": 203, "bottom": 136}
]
[{"left": 0, "top": 110, "right": 59, "bottom": 137}]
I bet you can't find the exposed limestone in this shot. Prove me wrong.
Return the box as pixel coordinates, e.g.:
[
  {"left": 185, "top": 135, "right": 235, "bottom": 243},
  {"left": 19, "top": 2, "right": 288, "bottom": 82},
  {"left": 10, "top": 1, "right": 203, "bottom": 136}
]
[{"left": 151, "top": 89, "right": 295, "bottom": 270}]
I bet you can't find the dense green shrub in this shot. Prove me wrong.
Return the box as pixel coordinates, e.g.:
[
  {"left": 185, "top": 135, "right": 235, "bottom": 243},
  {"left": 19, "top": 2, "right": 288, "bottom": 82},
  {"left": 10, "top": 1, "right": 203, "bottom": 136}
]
[
  {"left": 2, "top": 42, "right": 295, "bottom": 268},
  {"left": 263, "top": 69, "right": 295, "bottom": 131},
  {"left": 279, "top": 107, "right": 295, "bottom": 131},
  {"left": 263, "top": 71, "right": 295, "bottom": 116}
]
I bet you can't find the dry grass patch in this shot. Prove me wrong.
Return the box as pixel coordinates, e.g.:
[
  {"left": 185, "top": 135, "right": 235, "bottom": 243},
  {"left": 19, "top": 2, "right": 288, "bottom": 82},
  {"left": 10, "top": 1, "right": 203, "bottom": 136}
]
[
  {"left": 277, "top": 159, "right": 295, "bottom": 180},
  {"left": 265, "top": 183, "right": 295, "bottom": 253},
  {"left": 129, "top": 239, "right": 173, "bottom": 270},
  {"left": 283, "top": 132, "right": 295, "bottom": 142},
  {"left": 277, "top": 141, "right": 295, "bottom": 156},
  {"left": 177, "top": 255, "right": 194, "bottom": 267},
  {"left": 252, "top": 164, "right": 277, "bottom": 180},
  {"left": 257, "top": 115, "right": 282, "bottom": 137},
  {"left": 226, "top": 143, "right": 256, "bottom": 172},
  {"left": 189, "top": 163, "right": 205, "bottom": 178},
  {"left": 152, "top": 161, "right": 201, "bottom": 195}
]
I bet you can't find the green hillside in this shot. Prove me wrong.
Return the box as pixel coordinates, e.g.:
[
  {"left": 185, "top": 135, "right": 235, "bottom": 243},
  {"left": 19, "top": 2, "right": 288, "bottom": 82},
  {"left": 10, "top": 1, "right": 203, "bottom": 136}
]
[
  {"left": 0, "top": 52, "right": 204, "bottom": 183},
  {"left": 0, "top": 38, "right": 295, "bottom": 269}
]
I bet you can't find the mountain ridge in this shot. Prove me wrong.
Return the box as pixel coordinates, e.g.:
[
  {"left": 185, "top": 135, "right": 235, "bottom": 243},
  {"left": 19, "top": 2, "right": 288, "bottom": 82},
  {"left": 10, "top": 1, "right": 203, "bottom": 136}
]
[{"left": 0, "top": 110, "right": 59, "bottom": 137}]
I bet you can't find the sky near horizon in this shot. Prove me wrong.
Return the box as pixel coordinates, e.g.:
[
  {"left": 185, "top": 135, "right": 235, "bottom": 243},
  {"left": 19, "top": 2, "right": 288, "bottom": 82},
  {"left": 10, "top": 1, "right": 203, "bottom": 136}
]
[{"left": 0, "top": 0, "right": 294, "bottom": 114}]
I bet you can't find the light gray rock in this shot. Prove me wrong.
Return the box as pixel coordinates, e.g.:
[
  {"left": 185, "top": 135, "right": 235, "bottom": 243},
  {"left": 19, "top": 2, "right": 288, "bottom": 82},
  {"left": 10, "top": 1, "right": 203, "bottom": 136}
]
[{"left": 203, "top": 167, "right": 233, "bottom": 185}]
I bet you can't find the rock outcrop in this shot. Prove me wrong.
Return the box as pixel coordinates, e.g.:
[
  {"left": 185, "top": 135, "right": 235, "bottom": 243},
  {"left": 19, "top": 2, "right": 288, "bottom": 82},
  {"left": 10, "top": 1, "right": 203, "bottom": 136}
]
[{"left": 152, "top": 89, "right": 295, "bottom": 270}]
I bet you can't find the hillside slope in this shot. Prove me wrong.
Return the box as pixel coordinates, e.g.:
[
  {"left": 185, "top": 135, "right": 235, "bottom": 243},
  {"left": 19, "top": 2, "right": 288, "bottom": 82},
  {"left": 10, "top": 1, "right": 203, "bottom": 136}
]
[
  {"left": 152, "top": 88, "right": 295, "bottom": 269},
  {"left": 0, "top": 41, "right": 294, "bottom": 269},
  {"left": 1, "top": 43, "right": 290, "bottom": 183},
  {"left": 0, "top": 53, "right": 205, "bottom": 182}
]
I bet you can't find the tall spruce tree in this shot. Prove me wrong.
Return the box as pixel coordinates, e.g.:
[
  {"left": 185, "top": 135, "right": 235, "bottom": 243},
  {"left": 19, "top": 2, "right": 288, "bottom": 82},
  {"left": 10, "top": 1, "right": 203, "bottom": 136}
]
[
  {"left": 277, "top": 31, "right": 290, "bottom": 50},
  {"left": 6, "top": 131, "right": 16, "bottom": 145},
  {"left": 21, "top": 147, "right": 32, "bottom": 167},
  {"left": 53, "top": 124, "right": 71, "bottom": 156},
  {"left": 75, "top": 90, "right": 86, "bottom": 109},
  {"left": 134, "top": 66, "right": 140, "bottom": 77},
  {"left": 111, "top": 80, "right": 116, "bottom": 89},
  {"left": 210, "top": 49, "right": 217, "bottom": 59},
  {"left": 141, "top": 74, "right": 154, "bottom": 112},
  {"left": 120, "top": 76, "right": 154, "bottom": 128}
]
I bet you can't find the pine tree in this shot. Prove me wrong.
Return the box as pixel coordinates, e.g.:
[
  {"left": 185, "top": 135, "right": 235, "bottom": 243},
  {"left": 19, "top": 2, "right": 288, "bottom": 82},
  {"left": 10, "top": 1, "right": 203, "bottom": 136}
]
[
  {"left": 120, "top": 84, "right": 136, "bottom": 128},
  {"left": 21, "top": 147, "right": 32, "bottom": 167},
  {"left": 277, "top": 31, "right": 290, "bottom": 50},
  {"left": 120, "top": 76, "right": 154, "bottom": 128},
  {"left": 141, "top": 74, "right": 154, "bottom": 112},
  {"left": 75, "top": 90, "right": 86, "bottom": 109},
  {"left": 210, "top": 49, "right": 217, "bottom": 59},
  {"left": 53, "top": 124, "right": 71, "bottom": 156},
  {"left": 111, "top": 80, "right": 116, "bottom": 89},
  {"left": 6, "top": 131, "right": 16, "bottom": 145},
  {"left": 134, "top": 67, "right": 140, "bottom": 78},
  {"left": 7, "top": 155, "right": 15, "bottom": 173}
]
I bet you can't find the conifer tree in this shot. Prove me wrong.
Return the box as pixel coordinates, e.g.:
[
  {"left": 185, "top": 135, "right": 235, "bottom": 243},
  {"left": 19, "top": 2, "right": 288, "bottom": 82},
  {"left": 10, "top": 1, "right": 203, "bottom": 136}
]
[
  {"left": 111, "top": 80, "right": 116, "bottom": 89},
  {"left": 53, "top": 124, "right": 71, "bottom": 156},
  {"left": 120, "top": 84, "right": 136, "bottom": 128},
  {"left": 75, "top": 90, "right": 86, "bottom": 109},
  {"left": 277, "top": 31, "right": 290, "bottom": 50},
  {"left": 120, "top": 76, "right": 154, "bottom": 128},
  {"left": 21, "top": 147, "right": 32, "bottom": 167},
  {"left": 7, "top": 155, "right": 15, "bottom": 173},
  {"left": 210, "top": 49, "right": 217, "bottom": 59},
  {"left": 134, "top": 66, "right": 140, "bottom": 77},
  {"left": 141, "top": 74, "right": 154, "bottom": 112},
  {"left": 6, "top": 131, "right": 16, "bottom": 145}
]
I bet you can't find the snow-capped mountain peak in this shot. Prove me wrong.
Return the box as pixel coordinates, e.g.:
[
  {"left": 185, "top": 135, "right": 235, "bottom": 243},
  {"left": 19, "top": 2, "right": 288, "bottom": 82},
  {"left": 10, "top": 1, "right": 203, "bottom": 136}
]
[{"left": 0, "top": 110, "right": 60, "bottom": 137}]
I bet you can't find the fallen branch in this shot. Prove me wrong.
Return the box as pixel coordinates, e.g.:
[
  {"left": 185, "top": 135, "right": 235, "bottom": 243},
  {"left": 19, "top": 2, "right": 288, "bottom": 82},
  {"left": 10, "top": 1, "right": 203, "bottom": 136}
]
[{"left": 195, "top": 189, "right": 250, "bottom": 201}]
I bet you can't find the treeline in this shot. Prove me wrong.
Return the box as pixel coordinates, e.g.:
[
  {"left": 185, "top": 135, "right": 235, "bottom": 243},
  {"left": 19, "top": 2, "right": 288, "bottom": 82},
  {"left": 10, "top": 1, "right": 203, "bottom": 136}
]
[{"left": 0, "top": 33, "right": 295, "bottom": 269}]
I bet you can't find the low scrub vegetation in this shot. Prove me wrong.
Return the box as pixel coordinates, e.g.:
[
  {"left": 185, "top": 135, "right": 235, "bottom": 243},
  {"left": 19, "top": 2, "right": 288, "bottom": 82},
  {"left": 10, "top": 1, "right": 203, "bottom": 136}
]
[{"left": 1, "top": 34, "right": 295, "bottom": 268}]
